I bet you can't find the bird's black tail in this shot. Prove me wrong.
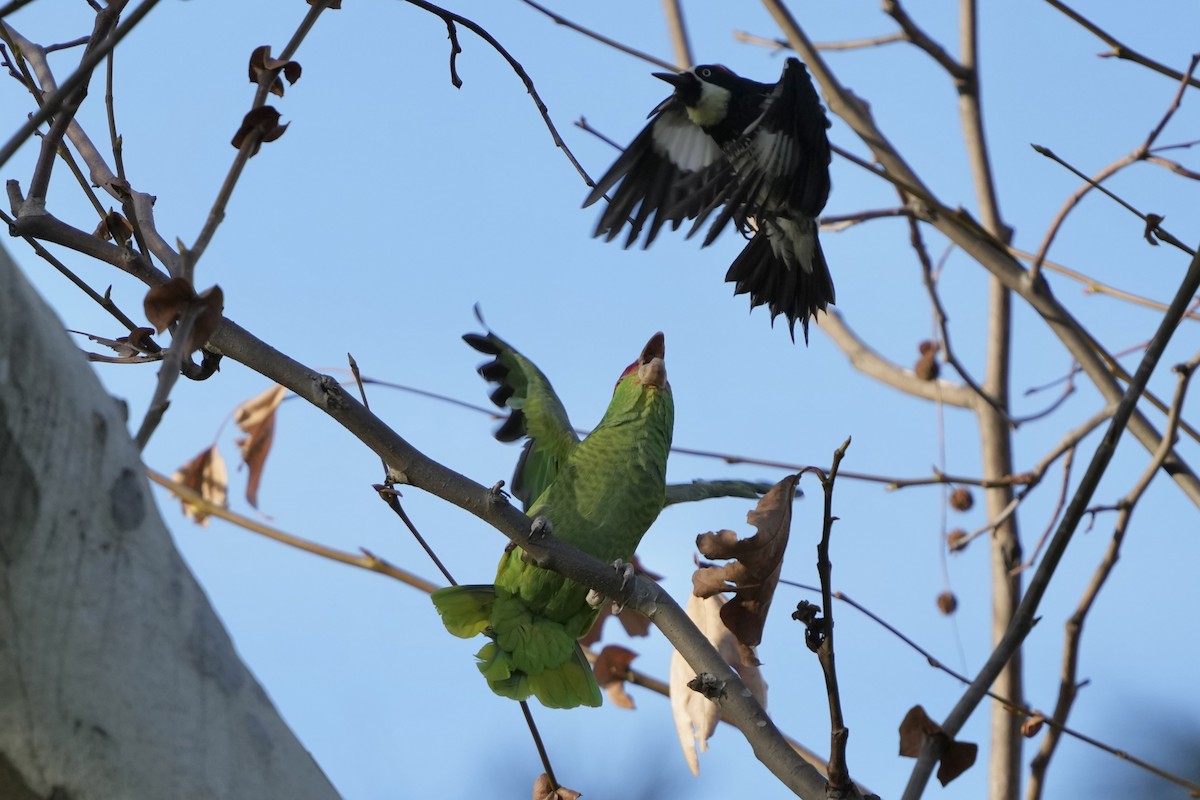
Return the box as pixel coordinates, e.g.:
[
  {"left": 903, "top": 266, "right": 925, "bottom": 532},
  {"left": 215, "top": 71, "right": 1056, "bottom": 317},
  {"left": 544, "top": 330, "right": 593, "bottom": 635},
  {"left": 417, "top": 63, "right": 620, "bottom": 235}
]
[{"left": 725, "top": 219, "right": 835, "bottom": 343}]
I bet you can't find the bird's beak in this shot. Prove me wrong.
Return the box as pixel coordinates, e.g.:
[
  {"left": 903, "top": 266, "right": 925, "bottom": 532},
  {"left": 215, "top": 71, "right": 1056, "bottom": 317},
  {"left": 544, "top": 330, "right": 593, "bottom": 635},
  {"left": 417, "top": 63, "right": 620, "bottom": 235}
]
[
  {"left": 637, "top": 332, "right": 667, "bottom": 389},
  {"left": 652, "top": 71, "right": 691, "bottom": 91}
]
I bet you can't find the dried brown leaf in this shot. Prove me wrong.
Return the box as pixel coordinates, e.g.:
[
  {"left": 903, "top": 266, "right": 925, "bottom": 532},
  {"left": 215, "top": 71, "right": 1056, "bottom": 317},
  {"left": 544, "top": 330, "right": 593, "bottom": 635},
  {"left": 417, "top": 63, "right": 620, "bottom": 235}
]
[
  {"left": 692, "top": 474, "right": 800, "bottom": 661},
  {"left": 171, "top": 446, "right": 228, "bottom": 526},
  {"left": 670, "top": 593, "right": 767, "bottom": 776},
  {"left": 532, "top": 774, "right": 580, "bottom": 800},
  {"left": 1144, "top": 213, "right": 1164, "bottom": 245},
  {"left": 1021, "top": 713, "right": 1046, "bottom": 738},
  {"left": 898, "top": 705, "right": 978, "bottom": 786},
  {"left": 143, "top": 277, "right": 195, "bottom": 333},
  {"left": 593, "top": 644, "right": 637, "bottom": 709},
  {"left": 938, "top": 739, "right": 979, "bottom": 785},
  {"left": 234, "top": 384, "right": 286, "bottom": 508},
  {"left": 186, "top": 285, "right": 224, "bottom": 354},
  {"left": 248, "top": 45, "right": 302, "bottom": 97},
  {"left": 231, "top": 106, "right": 288, "bottom": 156}
]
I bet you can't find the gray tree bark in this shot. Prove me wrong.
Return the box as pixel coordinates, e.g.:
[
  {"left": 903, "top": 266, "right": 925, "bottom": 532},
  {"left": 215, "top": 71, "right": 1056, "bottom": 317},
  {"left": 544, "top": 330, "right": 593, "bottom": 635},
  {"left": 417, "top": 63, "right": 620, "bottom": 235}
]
[{"left": 0, "top": 242, "right": 341, "bottom": 800}]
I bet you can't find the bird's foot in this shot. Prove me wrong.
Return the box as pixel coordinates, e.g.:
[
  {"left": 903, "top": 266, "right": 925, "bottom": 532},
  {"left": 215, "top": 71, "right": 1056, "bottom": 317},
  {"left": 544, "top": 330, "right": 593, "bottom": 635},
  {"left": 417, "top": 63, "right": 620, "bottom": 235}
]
[
  {"left": 528, "top": 515, "right": 552, "bottom": 541},
  {"left": 586, "top": 559, "right": 636, "bottom": 612},
  {"left": 487, "top": 480, "right": 511, "bottom": 507}
]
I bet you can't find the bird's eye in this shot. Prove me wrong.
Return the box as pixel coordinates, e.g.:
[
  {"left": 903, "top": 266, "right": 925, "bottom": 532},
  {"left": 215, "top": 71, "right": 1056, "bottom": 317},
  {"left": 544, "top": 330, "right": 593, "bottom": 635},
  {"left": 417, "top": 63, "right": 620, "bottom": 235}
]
[{"left": 699, "top": 67, "right": 712, "bottom": 78}]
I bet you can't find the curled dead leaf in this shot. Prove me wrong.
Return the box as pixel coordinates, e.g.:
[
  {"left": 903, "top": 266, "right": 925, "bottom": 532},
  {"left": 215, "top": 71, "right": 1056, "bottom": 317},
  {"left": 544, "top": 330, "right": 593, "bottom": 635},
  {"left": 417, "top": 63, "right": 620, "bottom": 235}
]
[
  {"left": 234, "top": 384, "right": 286, "bottom": 508},
  {"left": 670, "top": 593, "right": 767, "bottom": 776},
  {"left": 898, "top": 705, "right": 978, "bottom": 786},
  {"left": 1021, "top": 714, "right": 1046, "bottom": 738},
  {"left": 231, "top": 106, "right": 289, "bottom": 156},
  {"left": 144, "top": 278, "right": 196, "bottom": 333},
  {"left": 171, "top": 446, "right": 228, "bottom": 526},
  {"left": 532, "top": 774, "right": 580, "bottom": 800},
  {"left": 592, "top": 645, "right": 637, "bottom": 709},
  {"left": 190, "top": 285, "right": 224, "bottom": 353},
  {"left": 93, "top": 209, "right": 134, "bottom": 246},
  {"left": 248, "top": 45, "right": 302, "bottom": 97},
  {"left": 692, "top": 474, "right": 800, "bottom": 663},
  {"left": 142, "top": 280, "right": 223, "bottom": 357},
  {"left": 1144, "top": 213, "right": 1163, "bottom": 245}
]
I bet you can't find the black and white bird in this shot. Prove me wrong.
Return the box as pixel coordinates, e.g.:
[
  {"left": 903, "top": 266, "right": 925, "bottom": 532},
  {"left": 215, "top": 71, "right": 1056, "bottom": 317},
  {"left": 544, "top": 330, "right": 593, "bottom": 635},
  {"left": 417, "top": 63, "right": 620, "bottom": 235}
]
[{"left": 584, "top": 58, "right": 834, "bottom": 342}]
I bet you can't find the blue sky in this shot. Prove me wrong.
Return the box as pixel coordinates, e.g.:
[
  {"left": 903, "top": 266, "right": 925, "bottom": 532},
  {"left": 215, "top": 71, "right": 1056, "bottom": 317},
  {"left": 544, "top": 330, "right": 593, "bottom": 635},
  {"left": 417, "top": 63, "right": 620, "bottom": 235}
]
[{"left": 4, "top": 1, "right": 1199, "bottom": 797}]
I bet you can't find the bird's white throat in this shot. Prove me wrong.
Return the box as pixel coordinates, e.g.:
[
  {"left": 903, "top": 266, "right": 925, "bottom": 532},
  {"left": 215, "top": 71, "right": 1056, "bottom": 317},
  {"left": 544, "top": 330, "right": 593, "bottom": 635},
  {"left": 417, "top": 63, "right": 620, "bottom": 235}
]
[{"left": 685, "top": 81, "right": 731, "bottom": 128}]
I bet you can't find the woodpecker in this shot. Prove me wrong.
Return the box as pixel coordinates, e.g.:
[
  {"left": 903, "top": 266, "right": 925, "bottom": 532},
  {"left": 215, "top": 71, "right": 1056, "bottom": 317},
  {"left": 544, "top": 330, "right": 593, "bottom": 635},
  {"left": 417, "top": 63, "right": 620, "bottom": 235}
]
[{"left": 584, "top": 58, "right": 834, "bottom": 342}]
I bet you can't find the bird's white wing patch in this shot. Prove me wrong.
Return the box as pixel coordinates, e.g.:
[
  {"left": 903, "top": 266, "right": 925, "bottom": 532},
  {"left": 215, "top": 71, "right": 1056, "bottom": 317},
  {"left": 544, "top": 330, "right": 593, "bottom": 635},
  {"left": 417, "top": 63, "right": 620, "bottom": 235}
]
[{"left": 651, "top": 110, "right": 724, "bottom": 172}]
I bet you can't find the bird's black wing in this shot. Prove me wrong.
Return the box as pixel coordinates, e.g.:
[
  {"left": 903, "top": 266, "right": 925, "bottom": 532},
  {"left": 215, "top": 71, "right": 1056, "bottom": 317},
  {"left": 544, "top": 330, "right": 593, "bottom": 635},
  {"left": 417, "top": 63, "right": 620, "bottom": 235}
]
[
  {"left": 752, "top": 57, "right": 832, "bottom": 218},
  {"left": 674, "top": 59, "right": 831, "bottom": 248},
  {"left": 584, "top": 102, "right": 729, "bottom": 248}
]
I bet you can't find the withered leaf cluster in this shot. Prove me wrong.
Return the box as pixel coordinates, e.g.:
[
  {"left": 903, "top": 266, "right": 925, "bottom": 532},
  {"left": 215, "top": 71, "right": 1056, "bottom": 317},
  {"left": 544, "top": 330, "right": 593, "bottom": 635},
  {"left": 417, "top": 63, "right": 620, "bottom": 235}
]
[
  {"left": 143, "top": 277, "right": 223, "bottom": 358},
  {"left": 172, "top": 384, "right": 287, "bottom": 524},
  {"left": 898, "top": 705, "right": 978, "bottom": 786},
  {"left": 691, "top": 473, "right": 801, "bottom": 666},
  {"left": 248, "top": 45, "right": 302, "bottom": 97}
]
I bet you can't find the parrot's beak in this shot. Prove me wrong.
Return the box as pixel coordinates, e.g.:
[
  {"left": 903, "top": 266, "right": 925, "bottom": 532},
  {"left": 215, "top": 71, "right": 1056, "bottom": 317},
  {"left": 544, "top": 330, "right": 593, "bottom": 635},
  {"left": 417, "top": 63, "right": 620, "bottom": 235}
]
[{"left": 637, "top": 332, "right": 667, "bottom": 388}]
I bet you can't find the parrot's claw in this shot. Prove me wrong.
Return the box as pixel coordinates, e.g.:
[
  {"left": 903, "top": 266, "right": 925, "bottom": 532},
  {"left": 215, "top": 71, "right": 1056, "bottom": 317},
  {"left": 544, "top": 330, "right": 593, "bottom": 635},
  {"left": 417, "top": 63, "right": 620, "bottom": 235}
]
[
  {"left": 528, "top": 515, "right": 552, "bottom": 541},
  {"left": 586, "top": 560, "right": 636, "bottom": 612},
  {"left": 487, "top": 480, "right": 510, "bottom": 506}
]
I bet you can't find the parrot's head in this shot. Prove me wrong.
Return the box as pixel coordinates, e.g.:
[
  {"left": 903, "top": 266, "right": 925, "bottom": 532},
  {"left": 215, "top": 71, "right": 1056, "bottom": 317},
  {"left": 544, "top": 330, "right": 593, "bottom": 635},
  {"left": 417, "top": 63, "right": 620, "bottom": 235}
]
[
  {"left": 604, "top": 332, "right": 673, "bottom": 445},
  {"left": 616, "top": 332, "right": 668, "bottom": 393}
]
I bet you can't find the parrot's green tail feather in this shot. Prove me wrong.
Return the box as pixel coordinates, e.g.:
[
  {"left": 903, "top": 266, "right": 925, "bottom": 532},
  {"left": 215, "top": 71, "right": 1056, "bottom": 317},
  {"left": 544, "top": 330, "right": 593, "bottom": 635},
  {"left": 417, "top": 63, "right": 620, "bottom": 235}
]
[
  {"left": 432, "top": 586, "right": 601, "bottom": 709},
  {"left": 476, "top": 640, "right": 601, "bottom": 709},
  {"left": 431, "top": 585, "right": 495, "bottom": 638},
  {"left": 527, "top": 643, "right": 602, "bottom": 709}
]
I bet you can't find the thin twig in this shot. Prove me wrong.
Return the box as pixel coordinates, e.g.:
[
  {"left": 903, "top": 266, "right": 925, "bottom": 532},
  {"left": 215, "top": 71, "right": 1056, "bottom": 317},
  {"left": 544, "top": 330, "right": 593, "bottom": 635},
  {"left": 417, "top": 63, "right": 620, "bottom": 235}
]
[
  {"left": 1031, "top": 55, "right": 1200, "bottom": 279},
  {"left": 762, "top": 0, "right": 1200, "bottom": 509},
  {"left": 0, "top": 207, "right": 150, "bottom": 336},
  {"left": 903, "top": 239, "right": 1200, "bottom": 799},
  {"left": 882, "top": 0, "right": 968, "bottom": 80},
  {"left": 660, "top": 0, "right": 692, "bottom": 69},
  {"left": 815, "top": 438, "right": 857, "bottom": 795},
  {"left": 1008, "top": 246, "right": 1200, "bottom": 322},
  {"left": 1026, "top": 350, "right": 1200, "bottom": 798},
  {"left": 1042, "top": 0, "right": 1200, "bottom": 90},
  {"left": 146, "top": 468, "right": 440, "bottom": 591},
  {"left": 1031, "top": 144, "right": 1194, "bottom": 255},
  {"left": 735, "top": 28, "right": 906, "bottom": 53},
  {"left": 779, "top": 580, "right": 1200, "bottom": 795},
  {"left": 907, "top": 213, "right": 1007, "bottom": 418},
  {"left": 0, "top": 0, "right": 161, "bottom": 174},
  {"left": 405, "top": 0, "right": 599, "bottom": 190},
  {"left": 516, "top": 0, "right": 675, "bottom": 71}
]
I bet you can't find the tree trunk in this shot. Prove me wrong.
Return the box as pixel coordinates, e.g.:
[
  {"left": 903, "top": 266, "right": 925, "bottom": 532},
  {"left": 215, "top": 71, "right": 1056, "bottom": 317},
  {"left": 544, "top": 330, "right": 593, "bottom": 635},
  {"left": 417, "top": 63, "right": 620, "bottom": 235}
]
[{"left": 0, "top": 242, "right": 340, "bottom": 800}]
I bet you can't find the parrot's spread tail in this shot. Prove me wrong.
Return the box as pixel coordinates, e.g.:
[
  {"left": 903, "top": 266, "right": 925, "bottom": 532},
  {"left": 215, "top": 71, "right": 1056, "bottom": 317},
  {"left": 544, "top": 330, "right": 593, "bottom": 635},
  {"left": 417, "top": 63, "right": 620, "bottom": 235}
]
[{"left": 432, "top": 585, "right": 602, "bottom": 709}]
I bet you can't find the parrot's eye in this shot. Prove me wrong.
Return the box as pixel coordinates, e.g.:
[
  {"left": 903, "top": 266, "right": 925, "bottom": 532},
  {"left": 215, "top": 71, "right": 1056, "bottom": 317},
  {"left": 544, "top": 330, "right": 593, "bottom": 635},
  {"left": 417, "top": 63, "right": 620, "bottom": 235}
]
[{"left": 699, "top": 67, "right": 712, "bottom": 78}]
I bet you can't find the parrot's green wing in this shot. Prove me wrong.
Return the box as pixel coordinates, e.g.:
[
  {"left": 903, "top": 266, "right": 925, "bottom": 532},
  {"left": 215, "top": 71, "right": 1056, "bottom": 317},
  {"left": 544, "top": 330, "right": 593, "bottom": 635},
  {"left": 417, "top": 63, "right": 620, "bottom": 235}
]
[
  {"left": 664, "top": 479, "right": 802, "bottom": 507},
  {"left": 464, "top": 329, "right": 580, "bottom": 509}
]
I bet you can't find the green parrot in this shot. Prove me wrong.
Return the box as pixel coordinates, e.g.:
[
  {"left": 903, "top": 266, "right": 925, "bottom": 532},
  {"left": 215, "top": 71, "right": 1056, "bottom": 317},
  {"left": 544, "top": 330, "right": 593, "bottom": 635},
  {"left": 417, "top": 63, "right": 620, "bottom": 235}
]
[{"left": 432, "top": 329, "right": 675, "bottom": 709}]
